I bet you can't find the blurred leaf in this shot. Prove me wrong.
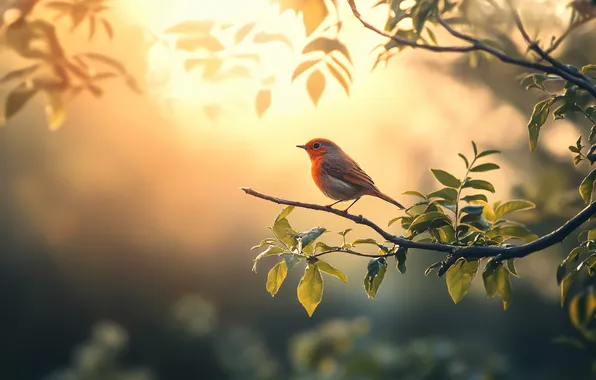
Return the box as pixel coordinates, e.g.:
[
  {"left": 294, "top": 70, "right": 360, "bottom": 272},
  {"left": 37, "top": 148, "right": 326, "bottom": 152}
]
[
  {"left": 338, "top": 228, "right": 353, "bottom": 236},
  {"left": 428, "top": 188, "right": 458, "bottom": 201},
  {"left": 412, "top": 0, "right": 434, "bottom": 34},
  {"left": 176, "top": 36, "right": 225, "bottom": 51},
  {"left": 253, "top": 245, "right": 284, "bottom": 273},
  {"left": 306, "top": 69, "right": 325, "bottom": 106},
  {"left": 470, "top": 163, "right": 500, "bottom": 172},
  {"left": 292, "top": 59, "right": 320, "bottom": 82},
  {"left": 316, "top": 260, "right": 347, "bottom": 283},
  {"left": 44, "top": 91, "right": 65, "bottom": 131},
  {"left": 255, "top": 89, "right": 271, "bottom": 118},
  {"left": 266, "top": 261, "right": 288, "bottom": 296},
  {"left": 581, "top": 64, "right": 596, "bottom": 73},
  {"left": 476, "top": 149, "right": 501, "bottom": 158},
  {"left": 0, "top": 64, "right": 40, "bottom": 83},
  {"left": 430, "top": 169, "right": 461, "bottom": 188},
  {"left": 395, "top": 247, "right": 407, "bottom": 274},
  {"left": 2, "top": 82, "right": 38, "bottom": 125},
  {"left": 580, "top": 169, "right": 596, "bottom": 204},
  {"left": 234, "top": 22, "right": 256, "bottom": 44},
  {"left": 463, "top": 179, "right": 495, "bottom": 193},
  {"left": 315, "top": 241, "right": 340, "bottom": 252},
  {"left": 302, "top": 0, "right": 328, "bottom": 36},
  {"left": 78, "top": 53, "right": 126, "bottom": 74},
  {"left": 561, "top": 269, "right": 579, "bottom": 307},
  {"left": 330, "top": 55, "right": 352, "bottom": 82},
  {"left": 494, "top": 200, "right": 536, "bottom": 219},
  {"left": 70, "top": 4, "right": 87, "bottom": 31},
  {"left": 297, "top": 263, "right": 324, "bottom": 316},
  {"left": 251, "top": 239, "right": 278, "bottom": 250},
  {"left": 185, "top": 58, "right": 223, "bottom": 78},
  {"left": 363, "top": 258, "right": 387, "bottom": 299},
  {"left": 326, "top": 61, "right": 350, "bottom": 95},
  {"left": 388, "top": 216, "right": 410, "bottom": 226},
  {"left": 569, "top": 290, "right": 596, "bottom": 340},
  {"left": 101, "top": 18, "right": 113, "bottom": 39},
  {"left": 553, "top": 103, "right": 583, "bottom": 120},
  {"left": 552, "top": 336, "right": 585, "bottom": 349},
  {"left": 88, "top": 15, "right": 96, "bottom": 39},
  {"left": 470, "top": 200, "right": 495, "bottom": 223},
  {"left": 446, "top": 258, "right": 479, "bottom": 304},
  {"left": 528, "top": 98, "right": 556, "bottom": 152},
  {"left": 303, "top": 37, "right": 352, "bottom": 64},
  {"left": 253, "top": 31, "right": 293, "bottom": 49},
  {"left": 557, "top": 247, "right": 583, "bottom": 284},
  {"left": 164, "top": 20, "right": 214, "bottom": 34}
]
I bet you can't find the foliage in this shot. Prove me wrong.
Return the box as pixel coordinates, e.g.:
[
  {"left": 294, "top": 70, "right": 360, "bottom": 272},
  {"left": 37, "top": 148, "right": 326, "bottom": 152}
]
[{"left": 0, "top": 0, "right": 139, "bottom": 130}]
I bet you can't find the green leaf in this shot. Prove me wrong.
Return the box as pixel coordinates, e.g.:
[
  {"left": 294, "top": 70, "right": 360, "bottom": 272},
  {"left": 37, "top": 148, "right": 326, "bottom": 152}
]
[
  {"left": 403, "top": 190, "right": 427, "bottom": 199},
  {"left": 462, "top": 194, "right": 488, "bottom": 203},
  {"left": 553, "top": 103, "right": 583, "bottom": 120},
  {"left": 446, "top": 258, "right": 479, "bottom": 304},
  {"left": 338, "top": 228, "right": 353, "bottom": 236},
  {"left": 427, "top": 188, "right": 458, "bottom": 201},
  {"left": 425, "top": 261, "right": 443, "bottom": 276},
  {"left": 471, "top": 141, "right": 478, "bottom": 156},
  {"left": 458, "top": 153, "right": 469, "bottom": 168},
  {"left": 388, "top": 216, "right": 410, "bottom": 226},
  {"left": 579, "top": 169, "right": 596, "bottom": 204},
  {"left": 461, "top": 205, "right": 484, "bottom": 215},
  {"left": 408, "top": 212, "right": 451, "bottom": 233},
  {"left": 266, "top": 261, "right": 288, "bottom": 296},
  {"left": 569, "top": 290, "right": 596, "bottom": 340},
  {"left": 363, "top": 258, "right": 387, "bottom": 299},
  {"left": 306, "top": 69, "right": 326, "bottom": 106},
  {"left": 297, "top": 263, "right": 324, "bottom": 317},
  {"left": 506, "top": 259, "right": 519, "bottom": 277},
  {"left": 552, "top": 336, "right": 585, "bottom": 349},
  {"left": 482, "top": 261, "right": 512, "bottom": 310},
  {"left": 291, "top": 59, "right": 320, "bottom": 82},
  {"left": 476, "top": 150, "right": 501, "bottom": 158},
  {"left": 494, "top": 200, "right": 536, "bottom": 219},
  {"left": 2, "top": 82, "right": 38, "bottom": 124},
  {"left": 561, "top": 269, "right": 579, "bottom": 307},
  {"left": 352, "top": 238, "right": 378, "bottom": 246},
  {"left": 275, "top": 206, "right": 295, "bottom": 223},
  {"left": 395, "top": 247, "right": 407, "bottom": 274},
  {"left": 581, "top": 64, "right": 596, "bottom": 73},
  {"left": 326, "top": 61, "right": 350, "bottom": 95},
  {"left": 272, "top": 217, "right": 298, "bottom": 248},
  {"left": 470, "top": 163, "right": 500, "bottom": 172},
  {"left": 316, "top": 260, "right": 347, "bottom": 283},
  {"left": 430, "top": 169, "right": 461, "bottom": 188},
  {"left": 528, "top": 98, "right": 556, "bottom": 152},
  {"left": 315, "top": 241, "right": 340, "bottom": 252},
  {"left": 500, "top": 225, "right": 538, "bottom": 242},
  {"left": 251, "top": 239, "right": 278, "bottom": 250},
  {"left": 463, "top": 179, "right": 495, "bottom": 193},
  {"left": 253, "top": 245, "right": 284, "bottom": 273},
  {"left": 303, "top": 37, "right": 352, "bottom": 64},
  {"left": 255, "top": 89, "right": 271, "bottom": 118},
  {"left": 296, "top": 227, "right": 327, "bottom": 250}
]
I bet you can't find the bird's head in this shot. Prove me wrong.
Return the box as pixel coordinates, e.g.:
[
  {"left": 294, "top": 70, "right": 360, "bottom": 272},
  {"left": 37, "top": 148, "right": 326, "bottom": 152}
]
[{"left": 296, "top": 138, "right": 341, "bottom": 160}]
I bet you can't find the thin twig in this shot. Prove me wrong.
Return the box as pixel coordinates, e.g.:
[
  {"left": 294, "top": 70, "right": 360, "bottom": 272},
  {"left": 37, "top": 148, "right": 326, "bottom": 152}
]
[
  {"left": 314, "top": 248, "right": 394, "bottom": 259},
  {"left": 241, "top": 187, "right": 596, "bottom": 275},
  {"left": 544, "top": 16, "right": 595, "bottom": 56}
]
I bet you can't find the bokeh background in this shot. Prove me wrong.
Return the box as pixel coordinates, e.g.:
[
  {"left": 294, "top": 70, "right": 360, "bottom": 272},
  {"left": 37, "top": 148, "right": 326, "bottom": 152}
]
[{"left": 1, "top": 0, "right": 596, "bottom": 379}]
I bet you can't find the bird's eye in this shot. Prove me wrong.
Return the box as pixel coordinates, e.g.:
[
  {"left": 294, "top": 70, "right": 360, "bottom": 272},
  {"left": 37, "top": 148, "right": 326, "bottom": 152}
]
[{"left": 313, "top": 142, "right": 321, "bottom": 149}]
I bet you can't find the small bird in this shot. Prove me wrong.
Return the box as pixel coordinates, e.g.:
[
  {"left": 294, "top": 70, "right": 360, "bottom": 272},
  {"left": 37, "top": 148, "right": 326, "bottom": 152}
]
[{"left": 297, "top": 138, "right": 405, "bottom": 212}]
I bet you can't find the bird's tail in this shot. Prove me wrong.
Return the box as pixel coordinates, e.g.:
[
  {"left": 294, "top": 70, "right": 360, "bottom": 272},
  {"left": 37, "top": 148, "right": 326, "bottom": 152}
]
[{"left": 373, "top": 191, "right": 405, "bottom": 210}]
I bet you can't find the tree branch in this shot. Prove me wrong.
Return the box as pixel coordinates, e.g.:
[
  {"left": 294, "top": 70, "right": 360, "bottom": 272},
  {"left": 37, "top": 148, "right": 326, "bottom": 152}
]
[
  {"left": 241, "top": 187, "right": 596, "bottom": 275},
  {"left": 544, "top": 16, "right": 595, "bottom": 56},
  {"left": 346, "top": 0, "right": 596, "bottom": 100},
  {"left": 314, "top": 248, "right": 394, "bottom": 259}
]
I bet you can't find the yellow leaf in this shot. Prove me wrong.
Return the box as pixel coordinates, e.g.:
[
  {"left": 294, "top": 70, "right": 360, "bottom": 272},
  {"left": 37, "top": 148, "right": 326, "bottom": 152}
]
[
  {"left": 316, "top": 260, "right": 347, "bottom": 283},
  {"left": 303, "top": 0, "right": 328, "bottom": 36},
  {"left": 470, "top": 200, "right": 495, "bottom": 223},
  {"left": 446, "top": 258, "right": 479, "bottom": 304},
  {"left": 297, "top": 263, "right": 323, "bottom": 316},
  {"left": 266, "top": 261, "right": 288, "bottom": 297}
]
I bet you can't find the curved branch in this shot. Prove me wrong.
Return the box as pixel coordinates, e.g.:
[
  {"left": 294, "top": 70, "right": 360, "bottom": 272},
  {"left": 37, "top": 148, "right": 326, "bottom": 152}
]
[{"left": 241, "top": 187, "right": 596, "bottom": 275}]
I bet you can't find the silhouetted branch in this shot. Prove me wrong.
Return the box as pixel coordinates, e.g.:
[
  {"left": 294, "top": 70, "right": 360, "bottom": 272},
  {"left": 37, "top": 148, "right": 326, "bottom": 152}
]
[
  {"left": 241, "top": 187, "right": 596, "bottom": 275},
  {"left": 346, "top": 0, "right": 596, "bottom": 100}
]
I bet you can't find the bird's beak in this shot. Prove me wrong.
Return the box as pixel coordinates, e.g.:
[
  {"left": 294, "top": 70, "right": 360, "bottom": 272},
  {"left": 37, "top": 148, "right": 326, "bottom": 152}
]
[{"left": 296, "top": 145, "right": 307, "bottom": 150}]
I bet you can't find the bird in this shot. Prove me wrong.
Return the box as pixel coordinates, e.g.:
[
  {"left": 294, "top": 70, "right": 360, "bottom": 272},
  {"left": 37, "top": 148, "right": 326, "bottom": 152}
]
[{"left": 297, "top": 138, "right": 405, "bottom": 213}]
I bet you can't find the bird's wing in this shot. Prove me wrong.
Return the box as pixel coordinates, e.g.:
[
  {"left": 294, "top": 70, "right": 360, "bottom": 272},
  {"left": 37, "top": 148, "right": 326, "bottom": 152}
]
[{"left": 322, "top": 155, "right": 378, "bottom": 191}]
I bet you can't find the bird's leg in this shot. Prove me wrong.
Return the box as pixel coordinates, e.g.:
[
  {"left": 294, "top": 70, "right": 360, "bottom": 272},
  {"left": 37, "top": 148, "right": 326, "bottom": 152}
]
[
  {"left": 343, "top": 198, "right": 360, "bottom": 213},
  {"left": 325, "top": 199, "right": 343, "bottom": 208}
]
